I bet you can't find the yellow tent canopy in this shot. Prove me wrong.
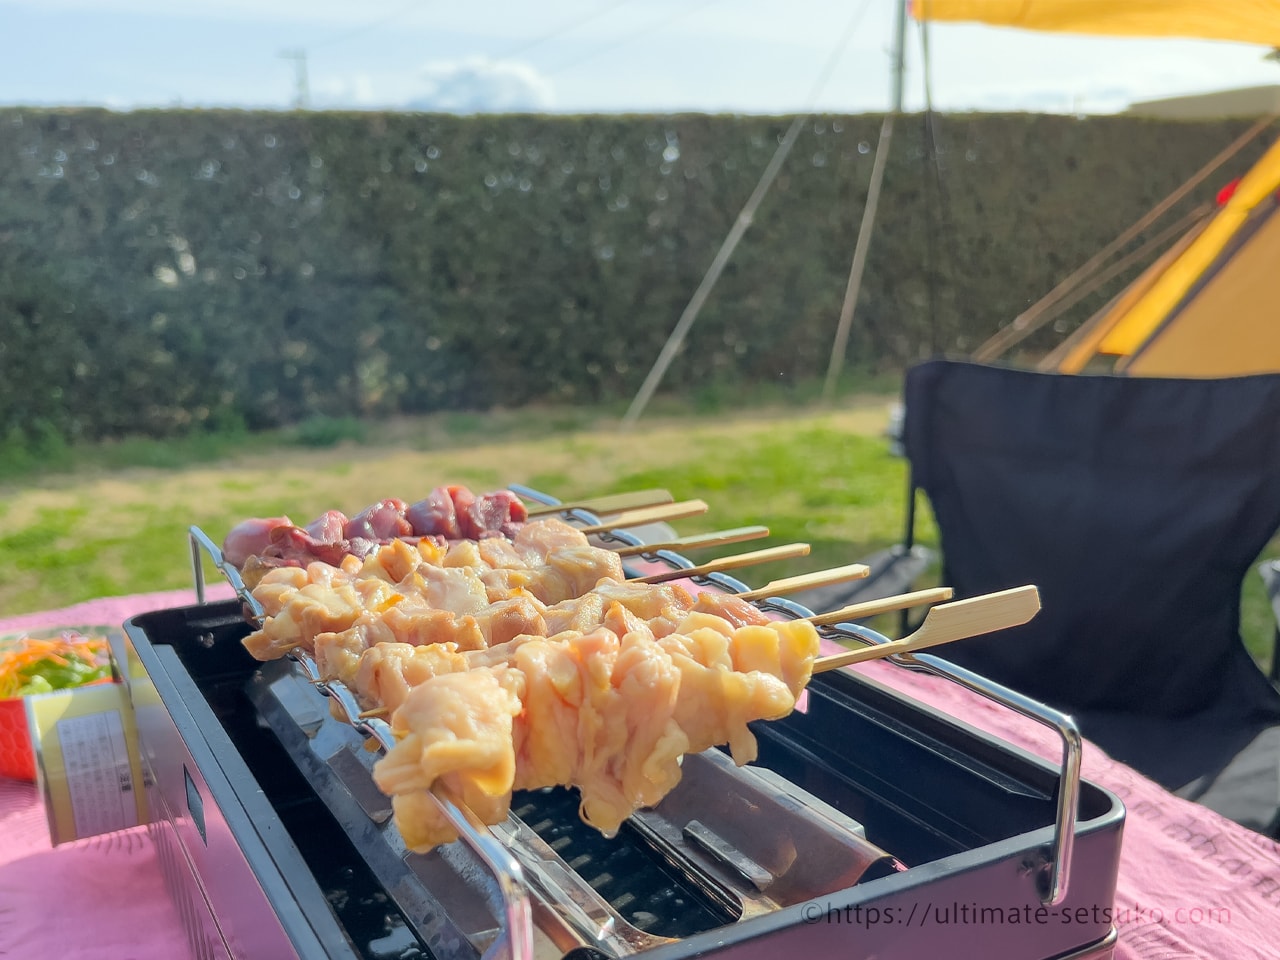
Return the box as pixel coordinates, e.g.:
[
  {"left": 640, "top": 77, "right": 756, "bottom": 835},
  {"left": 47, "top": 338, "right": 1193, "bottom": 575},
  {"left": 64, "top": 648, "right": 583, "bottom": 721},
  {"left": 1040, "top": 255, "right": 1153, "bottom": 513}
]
[
  {"left": 1056, "top": 138, "right": 1280, "bottom": 375},
  {"left": 914, "top": 0, "right": 1280, "bottom": 377},
  {"left": 911, "top": 0, "right": 1280, "bottom": 47}
]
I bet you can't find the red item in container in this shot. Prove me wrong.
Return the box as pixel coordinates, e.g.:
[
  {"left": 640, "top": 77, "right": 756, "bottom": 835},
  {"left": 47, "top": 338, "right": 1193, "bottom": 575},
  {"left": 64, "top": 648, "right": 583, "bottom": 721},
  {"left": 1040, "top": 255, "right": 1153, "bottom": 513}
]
[{"left": 0, "top": 696, "right": 34, "bottom": 781}]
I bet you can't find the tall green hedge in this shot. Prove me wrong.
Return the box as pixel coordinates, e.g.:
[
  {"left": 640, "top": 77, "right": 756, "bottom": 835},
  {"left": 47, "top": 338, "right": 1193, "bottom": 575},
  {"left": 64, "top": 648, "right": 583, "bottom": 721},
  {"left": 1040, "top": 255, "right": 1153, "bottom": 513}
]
[{"left": 0, "top": 109, "right": 1266, "bottom": 442}]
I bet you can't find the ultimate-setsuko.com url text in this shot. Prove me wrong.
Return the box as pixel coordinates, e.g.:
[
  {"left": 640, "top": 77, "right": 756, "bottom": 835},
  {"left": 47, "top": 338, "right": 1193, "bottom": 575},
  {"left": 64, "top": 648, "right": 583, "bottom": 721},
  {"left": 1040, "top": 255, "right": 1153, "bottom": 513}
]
[{"left": 800, "top": 901, "right": 1230, "bottom": 929}]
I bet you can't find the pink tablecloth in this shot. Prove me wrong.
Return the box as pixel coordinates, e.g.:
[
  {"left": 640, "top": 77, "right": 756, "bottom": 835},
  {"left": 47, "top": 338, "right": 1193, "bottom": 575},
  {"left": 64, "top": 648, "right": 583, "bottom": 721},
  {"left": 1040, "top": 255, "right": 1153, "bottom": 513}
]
[
  {"left": 0, "top": 587, "right": 233, "bottom": 960},
  {"left": 3, "top": 587, "right": 1280, "bottom": 960}
]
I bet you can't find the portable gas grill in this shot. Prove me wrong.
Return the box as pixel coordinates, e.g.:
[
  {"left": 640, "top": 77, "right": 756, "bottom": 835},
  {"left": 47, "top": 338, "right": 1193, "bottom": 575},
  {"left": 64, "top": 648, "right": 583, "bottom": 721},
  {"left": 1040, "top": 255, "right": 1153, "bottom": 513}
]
[{"left": 111, "top": 485, "right": 1124, "bottom": 960}]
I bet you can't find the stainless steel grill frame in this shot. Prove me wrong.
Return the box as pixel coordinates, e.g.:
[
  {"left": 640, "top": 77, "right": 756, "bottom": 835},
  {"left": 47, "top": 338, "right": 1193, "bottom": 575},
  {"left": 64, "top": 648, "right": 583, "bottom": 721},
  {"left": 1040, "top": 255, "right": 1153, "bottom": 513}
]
[{"left": 111, "top": 486, "right": 1124, "bottom": 960}]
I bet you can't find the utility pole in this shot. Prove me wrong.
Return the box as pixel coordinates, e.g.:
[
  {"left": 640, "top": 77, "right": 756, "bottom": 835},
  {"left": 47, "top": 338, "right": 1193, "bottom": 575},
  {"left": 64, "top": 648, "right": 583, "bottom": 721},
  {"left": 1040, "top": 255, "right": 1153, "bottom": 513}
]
[
  {"left": 890, "top": 0, "right": 908, "bottom": 112},
  {"left": 279, "top": 48, "right": 311, "bottom": 109},
  {"left": 822, "top": 0, "right": 909, "bottom": 401}
]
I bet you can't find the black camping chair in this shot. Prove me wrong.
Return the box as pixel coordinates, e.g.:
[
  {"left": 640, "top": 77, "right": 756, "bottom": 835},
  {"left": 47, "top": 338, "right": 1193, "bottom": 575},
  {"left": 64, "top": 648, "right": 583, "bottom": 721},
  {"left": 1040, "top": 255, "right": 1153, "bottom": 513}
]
[{"left": 901, "top": 359, "right": 1280, "bottom": 836}]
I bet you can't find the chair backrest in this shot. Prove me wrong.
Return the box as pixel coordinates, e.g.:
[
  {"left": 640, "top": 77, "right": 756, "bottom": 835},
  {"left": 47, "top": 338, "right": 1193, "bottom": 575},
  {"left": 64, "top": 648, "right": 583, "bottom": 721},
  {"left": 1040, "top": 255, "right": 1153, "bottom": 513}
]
[{"left": 903, "top": 360, "right": 1280, "bottom": 719}]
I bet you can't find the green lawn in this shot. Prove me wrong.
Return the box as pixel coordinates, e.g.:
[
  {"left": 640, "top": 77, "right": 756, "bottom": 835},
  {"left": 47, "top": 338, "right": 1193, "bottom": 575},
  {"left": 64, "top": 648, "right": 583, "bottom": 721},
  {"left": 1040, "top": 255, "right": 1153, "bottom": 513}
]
[
  {"left": 0, "top": 397, "right": 1275, "bottom": 673},
  {"left": 0, "top": 398, "right": 910, "bottom": 614}
]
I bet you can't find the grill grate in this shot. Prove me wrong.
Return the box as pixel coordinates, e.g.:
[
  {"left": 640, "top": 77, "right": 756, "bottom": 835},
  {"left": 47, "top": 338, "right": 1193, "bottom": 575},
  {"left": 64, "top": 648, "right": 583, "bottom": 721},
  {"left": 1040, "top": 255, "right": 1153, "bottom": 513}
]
[{"left": 509, "top": 787, "right": 733, "bottom": 939}]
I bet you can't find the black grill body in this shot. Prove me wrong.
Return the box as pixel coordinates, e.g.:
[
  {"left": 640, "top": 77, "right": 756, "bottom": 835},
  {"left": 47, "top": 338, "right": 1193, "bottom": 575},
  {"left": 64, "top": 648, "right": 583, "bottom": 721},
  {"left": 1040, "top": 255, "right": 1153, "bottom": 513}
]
[{"left": 116, "top": 599, "right": 1122, "bottom": 960}]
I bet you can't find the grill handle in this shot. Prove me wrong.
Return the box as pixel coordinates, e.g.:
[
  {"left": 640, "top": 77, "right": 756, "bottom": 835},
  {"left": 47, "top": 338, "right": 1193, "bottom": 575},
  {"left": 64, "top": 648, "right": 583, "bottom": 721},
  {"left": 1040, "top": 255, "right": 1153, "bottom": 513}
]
[
  {"left": 188, "top": 526, "right": 264, "bottom": 624},
  {"left": 768, "top": 606, "right": 1081, "bottom": 908},
  {"left": 904, "top": 649, "right": 1081, "bottom": 907}
]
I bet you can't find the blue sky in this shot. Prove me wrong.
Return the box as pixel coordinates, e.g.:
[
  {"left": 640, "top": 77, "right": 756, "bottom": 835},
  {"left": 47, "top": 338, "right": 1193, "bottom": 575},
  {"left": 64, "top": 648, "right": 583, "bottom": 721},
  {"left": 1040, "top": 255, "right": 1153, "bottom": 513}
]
[{"left": 3, "top": 0, "right": 1279, "bottom": 115}]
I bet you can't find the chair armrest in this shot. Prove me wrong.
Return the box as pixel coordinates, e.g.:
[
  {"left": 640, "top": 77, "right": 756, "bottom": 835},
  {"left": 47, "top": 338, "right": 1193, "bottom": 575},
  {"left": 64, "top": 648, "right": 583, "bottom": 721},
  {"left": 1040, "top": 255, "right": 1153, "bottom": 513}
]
[{"left": 1256, "top": 560, "right": 1280, "bottom": 682}]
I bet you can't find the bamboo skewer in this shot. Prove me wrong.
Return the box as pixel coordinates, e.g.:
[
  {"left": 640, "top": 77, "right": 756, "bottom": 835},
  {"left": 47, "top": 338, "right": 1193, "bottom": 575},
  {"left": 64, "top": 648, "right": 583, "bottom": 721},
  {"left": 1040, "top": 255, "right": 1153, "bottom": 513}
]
[
  {"left": 733, "top": 563, "right": 871, "bottom": 602},
  {"left": 804, "top": 586, "right": 955, "bottom": 626},
  {"left": 612, "top": 526, "right": 771, "bottom": 556},
  {"left": 526, "top": 489, "right": 674, "bottom": 517},
  {"left": 812, "top": 585, "right": 1041, "bottom": 673},
  {"left": 631, "top": 543, "right": 812, "bottom": 584},
  {"left": 575, "top": 500, "right": 710, "bottom": 535}
]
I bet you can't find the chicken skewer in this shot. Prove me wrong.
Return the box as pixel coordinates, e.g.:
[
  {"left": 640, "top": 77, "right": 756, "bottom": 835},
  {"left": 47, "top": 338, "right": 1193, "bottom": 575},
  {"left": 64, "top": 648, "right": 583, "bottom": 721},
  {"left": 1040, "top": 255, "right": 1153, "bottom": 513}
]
[
  {"left": 242, "top": 518, "right": 627, "bottom": 659},
  {"left": 243, "top": 517, "right": 812, "bottom": 663},
  {"left": 349, "top": 585, "right": 1037, "bottom": 716},
  {"left": 225, "top": 485, "right": 532, "bottom": 583},
  {"left": 277, "top": 540, "right": 875, "bottom": 699},
  {"left": 224, "top": 486, "right": 696, "bottom": 589},
  {"left": 335, "top": 584, "right": 779, "bottom": 710},
  {"left": 371, "top": 612, "right": 820, "bottom": 851},
  {"left": 316, "top": 576, "right": 709, "bottom": 697},
  {"left": 362, "top": 585, "right": 1040, "bottom": 852}
]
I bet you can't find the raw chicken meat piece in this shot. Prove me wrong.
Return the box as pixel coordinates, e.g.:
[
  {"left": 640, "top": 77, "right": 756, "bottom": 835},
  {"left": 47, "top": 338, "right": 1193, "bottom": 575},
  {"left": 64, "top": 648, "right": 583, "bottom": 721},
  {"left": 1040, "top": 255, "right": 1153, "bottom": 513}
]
[
  {"left": 224, "top": 485, "right": 530, "bottom": 575},
  {"left": 371, "top": 616, "right": 820, "bottom": 851},
  {"left": 374, "top": 669, "right": 524, "bottom": 852},
  {"left": 406, "top": 487, "right": 461, "bottom": 539},
  {"left": 222, "top": 516, "right": 293, "bottom": 568},
  {"left": 344, "top": 499, "right": 412, "bottom": 541}
]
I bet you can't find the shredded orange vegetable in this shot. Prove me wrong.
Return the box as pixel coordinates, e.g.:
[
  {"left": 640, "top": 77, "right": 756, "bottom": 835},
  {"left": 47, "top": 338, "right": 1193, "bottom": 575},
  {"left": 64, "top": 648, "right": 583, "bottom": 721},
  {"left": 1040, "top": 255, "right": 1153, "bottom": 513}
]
[{"left": 0, "top": 632, "right": 111, "bottom": 699}]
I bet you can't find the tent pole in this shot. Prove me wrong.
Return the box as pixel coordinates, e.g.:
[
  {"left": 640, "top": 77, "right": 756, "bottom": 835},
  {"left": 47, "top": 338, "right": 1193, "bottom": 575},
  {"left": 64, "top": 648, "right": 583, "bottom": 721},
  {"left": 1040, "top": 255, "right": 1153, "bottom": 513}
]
[
  {"left": 823, "top": 114, "right": 896, "bottom": 400},
  {"left": 620, "top": 114, "right": 808, "bottom": 429},
  {"left": 822, "top": 0, "right": 909, "bottom": 401},
  {"left": 621, "top": 0, "right": 875, "bottom": 427},
  {"left": 1040, "top": 213, "right": 1215, "bottom": 373},
  {"left": 998, "top": 202, "right": 1212, "bottom": 360},
  {"left": 972, "top": 114, "right": 1275, "bottom": 363}
]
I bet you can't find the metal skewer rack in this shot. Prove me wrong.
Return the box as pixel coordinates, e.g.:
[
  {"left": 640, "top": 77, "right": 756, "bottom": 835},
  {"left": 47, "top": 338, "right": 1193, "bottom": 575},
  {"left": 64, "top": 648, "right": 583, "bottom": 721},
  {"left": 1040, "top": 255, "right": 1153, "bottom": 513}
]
[{"left": 182, "top": 483, "right": 1091, "bottom": 960}]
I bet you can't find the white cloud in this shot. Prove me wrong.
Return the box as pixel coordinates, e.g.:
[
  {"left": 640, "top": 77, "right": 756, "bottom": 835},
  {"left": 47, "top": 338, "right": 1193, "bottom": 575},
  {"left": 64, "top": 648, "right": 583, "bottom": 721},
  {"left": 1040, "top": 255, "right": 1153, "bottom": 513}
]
[
  {"left": 4, "top": 0, "right": 1279, "bottom": 115},
  {"left": 408, "top": 57, "right": 554, "bottom": 114}
]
